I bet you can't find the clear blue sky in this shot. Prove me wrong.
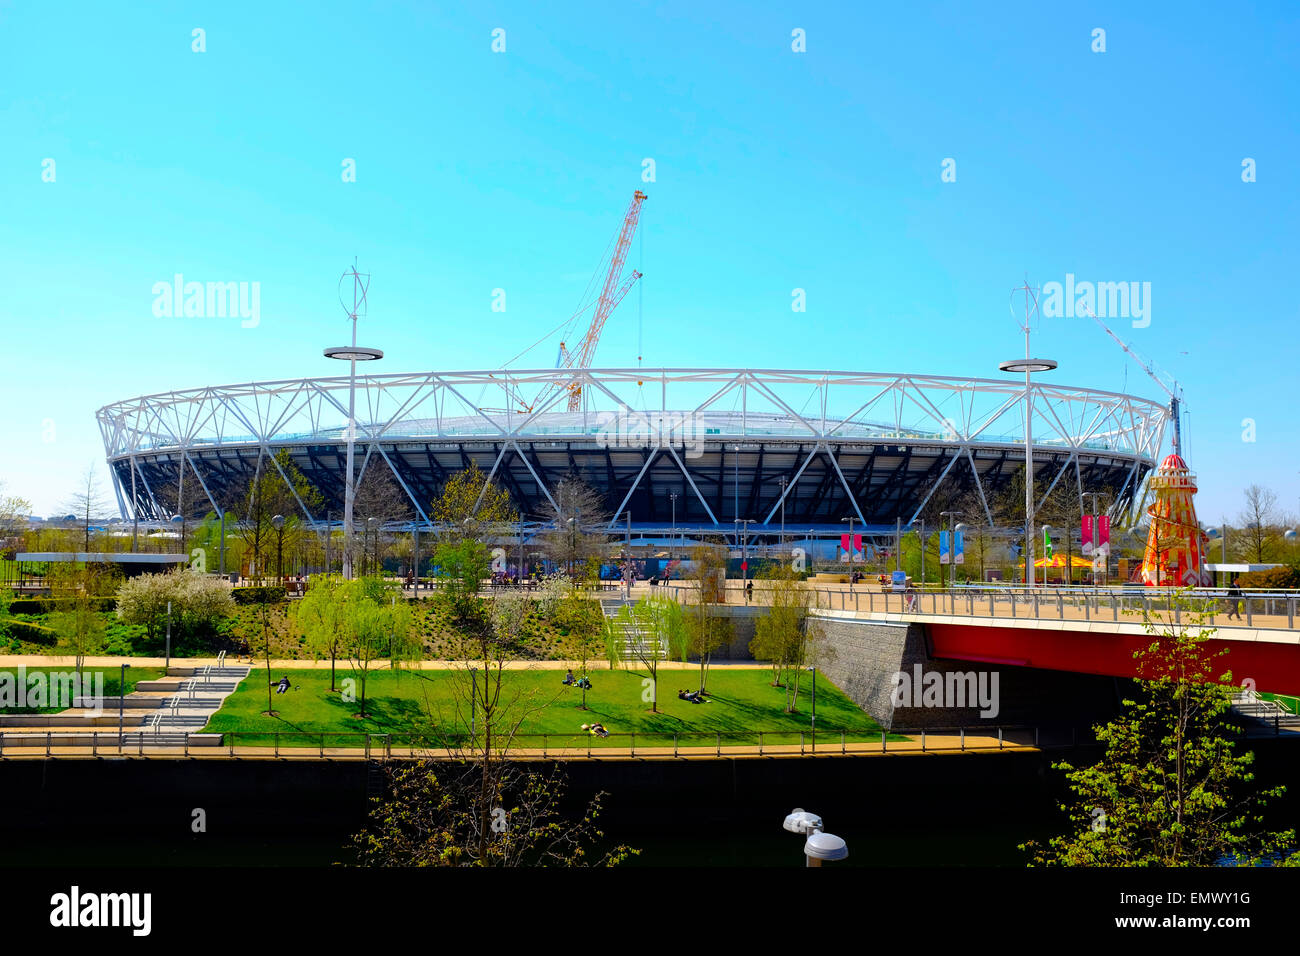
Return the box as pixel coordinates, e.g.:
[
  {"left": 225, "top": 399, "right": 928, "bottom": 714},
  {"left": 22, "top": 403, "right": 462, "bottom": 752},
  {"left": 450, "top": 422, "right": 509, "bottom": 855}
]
[{"left": 1, "top": 0, "right": 1297, "bottom": 524}]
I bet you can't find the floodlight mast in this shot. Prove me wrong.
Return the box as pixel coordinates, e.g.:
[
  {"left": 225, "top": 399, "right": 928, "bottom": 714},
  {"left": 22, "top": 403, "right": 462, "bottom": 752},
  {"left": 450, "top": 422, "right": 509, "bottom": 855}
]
[{"left": 324, "top": 260, "right": 383, "bottom": 579}]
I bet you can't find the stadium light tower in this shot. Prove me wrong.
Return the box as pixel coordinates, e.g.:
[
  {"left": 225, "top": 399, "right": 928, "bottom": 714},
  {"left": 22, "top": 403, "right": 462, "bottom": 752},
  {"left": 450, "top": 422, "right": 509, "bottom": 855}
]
[
  {"left": 1000, "top": 282, "right": 1057, "bottom": 589},
  {"left": 325, "top": 260, "right": 383, "bottom": 579}
]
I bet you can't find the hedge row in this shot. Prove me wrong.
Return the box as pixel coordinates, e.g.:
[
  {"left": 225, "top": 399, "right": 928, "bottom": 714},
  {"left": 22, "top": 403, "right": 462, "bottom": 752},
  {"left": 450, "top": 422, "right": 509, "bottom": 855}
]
[
  {"left": 7, "top": 597, "right": 118, "bottom": 614},
  {"left": 3, "top": 620, "right": 57, "bottom": 645},
  {"left": 231, "top": 586, "right": 287, "bottom": 605}
]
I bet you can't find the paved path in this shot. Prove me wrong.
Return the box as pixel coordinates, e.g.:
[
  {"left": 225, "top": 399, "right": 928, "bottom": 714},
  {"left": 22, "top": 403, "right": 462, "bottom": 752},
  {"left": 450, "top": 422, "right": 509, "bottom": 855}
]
[
  {"left": 0, "top": 655, "right": 765, "bottom": 671},
  {"left": 0, "top": 731, "right": 1035, "bottom": 760}
]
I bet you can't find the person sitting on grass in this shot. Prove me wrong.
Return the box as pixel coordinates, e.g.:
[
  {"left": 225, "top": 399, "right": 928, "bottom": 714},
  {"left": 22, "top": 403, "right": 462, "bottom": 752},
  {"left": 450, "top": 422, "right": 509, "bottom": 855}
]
[
  {"left": 575, "top": 675, "right": 592, "bottom": 690},
  {"left": 562, "top": 669, "right": 575, "bottom": 686}
]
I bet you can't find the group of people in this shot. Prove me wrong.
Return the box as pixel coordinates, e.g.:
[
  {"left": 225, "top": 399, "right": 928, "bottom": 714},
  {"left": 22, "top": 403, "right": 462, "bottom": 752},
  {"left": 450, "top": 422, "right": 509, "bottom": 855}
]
[
  {"left": 677, "top": 688, "right": 708, "bottom": 704},
  {"left": 581, "top": 722, "right": 610, "bottom": 737},
  {"left": 561, "top": 669, "right": 592, "bottom": 690}
]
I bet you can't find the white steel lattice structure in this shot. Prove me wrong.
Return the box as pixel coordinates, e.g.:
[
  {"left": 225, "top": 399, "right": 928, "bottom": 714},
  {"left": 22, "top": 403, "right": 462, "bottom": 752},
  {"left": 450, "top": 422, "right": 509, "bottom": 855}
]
[{"left": 97, "top": 368, "right": 1170, "bottom": 532}]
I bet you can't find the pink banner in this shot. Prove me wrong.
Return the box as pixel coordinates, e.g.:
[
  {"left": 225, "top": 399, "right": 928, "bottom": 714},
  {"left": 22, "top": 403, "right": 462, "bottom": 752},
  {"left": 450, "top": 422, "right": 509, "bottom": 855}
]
[
  {"left": 1098, "top": 515, "right": 1110, "bottom": 555},
  {"left": 840, "top": 533, "right": 862, "bottom": 553},
  {"left": 1081, "top": 515, "right": 1094, "bottom": 556}
]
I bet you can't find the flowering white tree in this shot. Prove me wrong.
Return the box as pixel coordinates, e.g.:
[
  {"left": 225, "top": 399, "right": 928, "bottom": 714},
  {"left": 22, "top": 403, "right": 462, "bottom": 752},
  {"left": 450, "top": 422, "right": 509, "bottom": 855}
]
[{"left": 116, "top": 571, "right": 235, "bottom": 643}]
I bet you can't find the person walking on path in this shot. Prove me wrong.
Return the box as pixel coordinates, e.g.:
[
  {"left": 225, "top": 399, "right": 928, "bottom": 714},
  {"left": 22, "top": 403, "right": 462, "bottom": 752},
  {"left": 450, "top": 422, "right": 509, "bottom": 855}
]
[{"left": 1225, "top": 579, "right": 1243, "bottom": 620}]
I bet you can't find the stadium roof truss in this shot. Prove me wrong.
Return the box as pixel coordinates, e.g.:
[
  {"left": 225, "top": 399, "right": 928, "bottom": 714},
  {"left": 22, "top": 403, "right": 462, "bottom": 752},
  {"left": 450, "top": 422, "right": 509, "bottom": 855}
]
[{"left": 97, "top": 368, "right": 1170, "bottom": 532}]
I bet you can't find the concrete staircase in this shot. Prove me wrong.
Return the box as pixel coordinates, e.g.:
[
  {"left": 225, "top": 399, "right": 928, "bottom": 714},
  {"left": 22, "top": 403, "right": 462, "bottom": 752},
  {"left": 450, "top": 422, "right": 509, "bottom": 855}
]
[
  {"left": 1231, "top": 691, "right": 1300, "bottom": 728},
  {"left": 0, "top": 662, "right": 250, "bottom": 751},
  {"left": 132, "top": 664, "right": 250, "bottom": 744},
  {"left": 600, "top": 598, "right": 668, "bottom": 662}
]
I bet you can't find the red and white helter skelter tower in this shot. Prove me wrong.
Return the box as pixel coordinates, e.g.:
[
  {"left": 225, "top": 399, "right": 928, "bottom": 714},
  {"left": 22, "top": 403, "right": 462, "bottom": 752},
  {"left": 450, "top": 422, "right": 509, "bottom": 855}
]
[
  {"left": 1081, "top": 305, "right": 1209, "bottom": 587},
  {"left": 1140, "top": 451, "right": 1210, "bottom": 587}
]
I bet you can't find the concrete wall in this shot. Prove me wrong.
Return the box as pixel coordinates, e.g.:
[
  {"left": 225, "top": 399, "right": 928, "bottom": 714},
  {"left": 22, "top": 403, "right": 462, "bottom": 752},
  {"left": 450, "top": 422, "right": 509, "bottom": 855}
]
[{"left": 813, "top": 611, "right": 1124, "bottom": 731}]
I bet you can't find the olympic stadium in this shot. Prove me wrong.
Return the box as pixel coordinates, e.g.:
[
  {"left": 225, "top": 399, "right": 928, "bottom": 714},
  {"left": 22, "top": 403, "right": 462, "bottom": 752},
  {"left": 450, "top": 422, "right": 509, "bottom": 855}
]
[{"left": 96, "top": 367, "right": 1171, "bottom": 541}]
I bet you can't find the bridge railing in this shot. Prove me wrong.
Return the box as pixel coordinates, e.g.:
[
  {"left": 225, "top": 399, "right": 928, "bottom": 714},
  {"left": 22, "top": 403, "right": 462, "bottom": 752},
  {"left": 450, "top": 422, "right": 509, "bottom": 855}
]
[{"left": 660, "top": 582, "right": 1299, "bottom": 630}]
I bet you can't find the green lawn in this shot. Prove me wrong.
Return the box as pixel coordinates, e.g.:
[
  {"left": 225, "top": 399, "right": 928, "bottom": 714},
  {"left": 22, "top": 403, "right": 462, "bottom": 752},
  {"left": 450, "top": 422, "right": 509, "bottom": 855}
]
[
  {"left": 0, "top": 666, "right": 166, "bottom": 714},
  {"left": 204, "top": 666, "right": 900, "bottom": 748}
]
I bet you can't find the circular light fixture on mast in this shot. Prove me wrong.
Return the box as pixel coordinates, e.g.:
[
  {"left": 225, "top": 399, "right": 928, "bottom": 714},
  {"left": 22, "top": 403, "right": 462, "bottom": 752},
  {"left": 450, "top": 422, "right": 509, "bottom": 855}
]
[
  {"left": 324, "top": 346, "right": 384, "bottom": 362},
  {"left": 999, "top": 358, "right": 1058, "bottom": 373}
]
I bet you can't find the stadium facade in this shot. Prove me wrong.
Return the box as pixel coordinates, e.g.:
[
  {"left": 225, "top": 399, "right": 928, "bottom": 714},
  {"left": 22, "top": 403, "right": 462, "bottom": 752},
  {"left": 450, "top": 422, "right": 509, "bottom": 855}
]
[{"left": 96, "top": 368, "right": 1170, "bottom": 538}]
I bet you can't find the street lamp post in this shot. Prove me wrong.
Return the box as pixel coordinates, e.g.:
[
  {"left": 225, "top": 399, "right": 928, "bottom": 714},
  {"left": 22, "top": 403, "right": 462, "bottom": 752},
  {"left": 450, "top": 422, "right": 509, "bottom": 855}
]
[
  {"left": 735, "top": 518, "right": 753, "bottom": 601},
  {"left": 807, "top": 664, "right": 817, "bottom": 751},
  {"left": 778, "top": 475, "right": 788, "bottom": 548},
  {"left": 325, "top": 261, "right": 383, "bottom": 580},
  {"left": 624, "top": 511, "right": 632, "bottom": 600},
  {"left": 272, "top": 514, "right": 285, "bottom": 587},
  {"left": 1000, "top": 353, "right": 1057, "bottom": 589},
  {"left": 939, "top": 511, "right": 962, "bottom": 590},
  {"left": 911, "top": 517, "right": 924, "bottom": 585},
  {"left": 669, "top": 493, "right": 678, "bottom": 559}
]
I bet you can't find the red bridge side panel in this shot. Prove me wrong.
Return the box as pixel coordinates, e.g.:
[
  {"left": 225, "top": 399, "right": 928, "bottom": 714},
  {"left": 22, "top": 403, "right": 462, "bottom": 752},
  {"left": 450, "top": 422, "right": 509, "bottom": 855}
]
[{"left": 926, "top": 623, "right": 1300, "bottom": 695}]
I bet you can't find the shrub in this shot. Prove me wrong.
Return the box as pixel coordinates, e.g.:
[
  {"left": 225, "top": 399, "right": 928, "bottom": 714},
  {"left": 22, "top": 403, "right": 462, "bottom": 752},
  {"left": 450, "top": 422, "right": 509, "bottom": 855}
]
[
  {"left": 1237, "top": 565, "right": 1300, "bottom": 589},
  {"left": 231, "top": 586, "right": 287, "bottom": 605},
  {"left": 9, "top": 596, "right": 117, "bottom": 614},
  {"left": 7, "top": 620, "right": 57, "bottom": 645}
]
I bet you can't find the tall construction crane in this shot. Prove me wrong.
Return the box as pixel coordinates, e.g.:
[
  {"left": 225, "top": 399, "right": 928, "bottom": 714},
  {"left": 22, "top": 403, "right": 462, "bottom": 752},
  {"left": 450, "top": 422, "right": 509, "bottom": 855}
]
[
  {"left": 1083, "top": 305, "right": 1185, "bottom": 456},
  {"left": 557, "top": 189, "right": 646, "bottom": 411},
  {"left": 487, "top": 190, "right": 647, "bottom": 415}
]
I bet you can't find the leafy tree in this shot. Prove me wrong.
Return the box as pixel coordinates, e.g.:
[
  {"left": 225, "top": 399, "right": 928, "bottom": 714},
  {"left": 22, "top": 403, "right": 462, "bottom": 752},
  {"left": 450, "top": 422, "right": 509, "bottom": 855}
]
[
  {"left": 296, "top": 574, "right": 349, "bottom": 692},
  {"left": 353, "top": 760, "right": 634, "bottom": 867},
  {"left": 434, "top": 538, "right": 492, "bottom": 628},
  {"left": 345, "top": 576, "right": 415, "bottom": 719},
  {"left": 683, "top": 544, "right": 731, "bottom": 692},
  {"left": 557, "top": 590, "right": 602, "bottom": 709},
  {"left": 617, "top": 596, "right": 682, "bottom": 712},
  {"left": 48, "top": 599, "right": 106, "bottom": 681},
  {"left": 1024, "top": 595, "right": 1295, "bottom": 866},
  {"left": 431, "top": 463, "right": 517, "bottom": 546},
  {"left": 749, "top": 563, "right": 826, "bottom": 712}
]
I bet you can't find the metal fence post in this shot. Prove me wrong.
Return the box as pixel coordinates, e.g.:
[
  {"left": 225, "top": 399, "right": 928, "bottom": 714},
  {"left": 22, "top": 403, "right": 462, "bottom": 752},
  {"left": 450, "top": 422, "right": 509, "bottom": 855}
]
[
  {"left": 1247, "top": 598, "right": 1253, "bottom": 627},
  {"left": 274, "top": 733, "right": 279, "bottom": 758},
  {"left": 960, "top": 728, "right": 965, "bottom": 751},
  {"left": 674, "top": 733, "right": 678, "bottom": 758},
  {"left": 881, "top": 729, "right": 886, "bottom": 753},
  {"left": 841, "top": 730, "right": 846, "bottom": 755},
  {"left": 800, "top": 731, "right": 804, "bottom": 755},
  {"left": 998, "top": 727, "right": 1004, "bottom": 750},
  {"left": 1034, "top": 727, "right": 1039, "bottom": 748},
  {"left": 921, "top": 730, "right": 926, "bottom": 752},
  {"left": 629, "top": 732, "right": 634, "bottom": 758},
  {"left": 758, "top": 731, "right": 763, "bottom": 756},
  {"left": 716, "top": 731, "right": 721, "bottom": 757}
]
